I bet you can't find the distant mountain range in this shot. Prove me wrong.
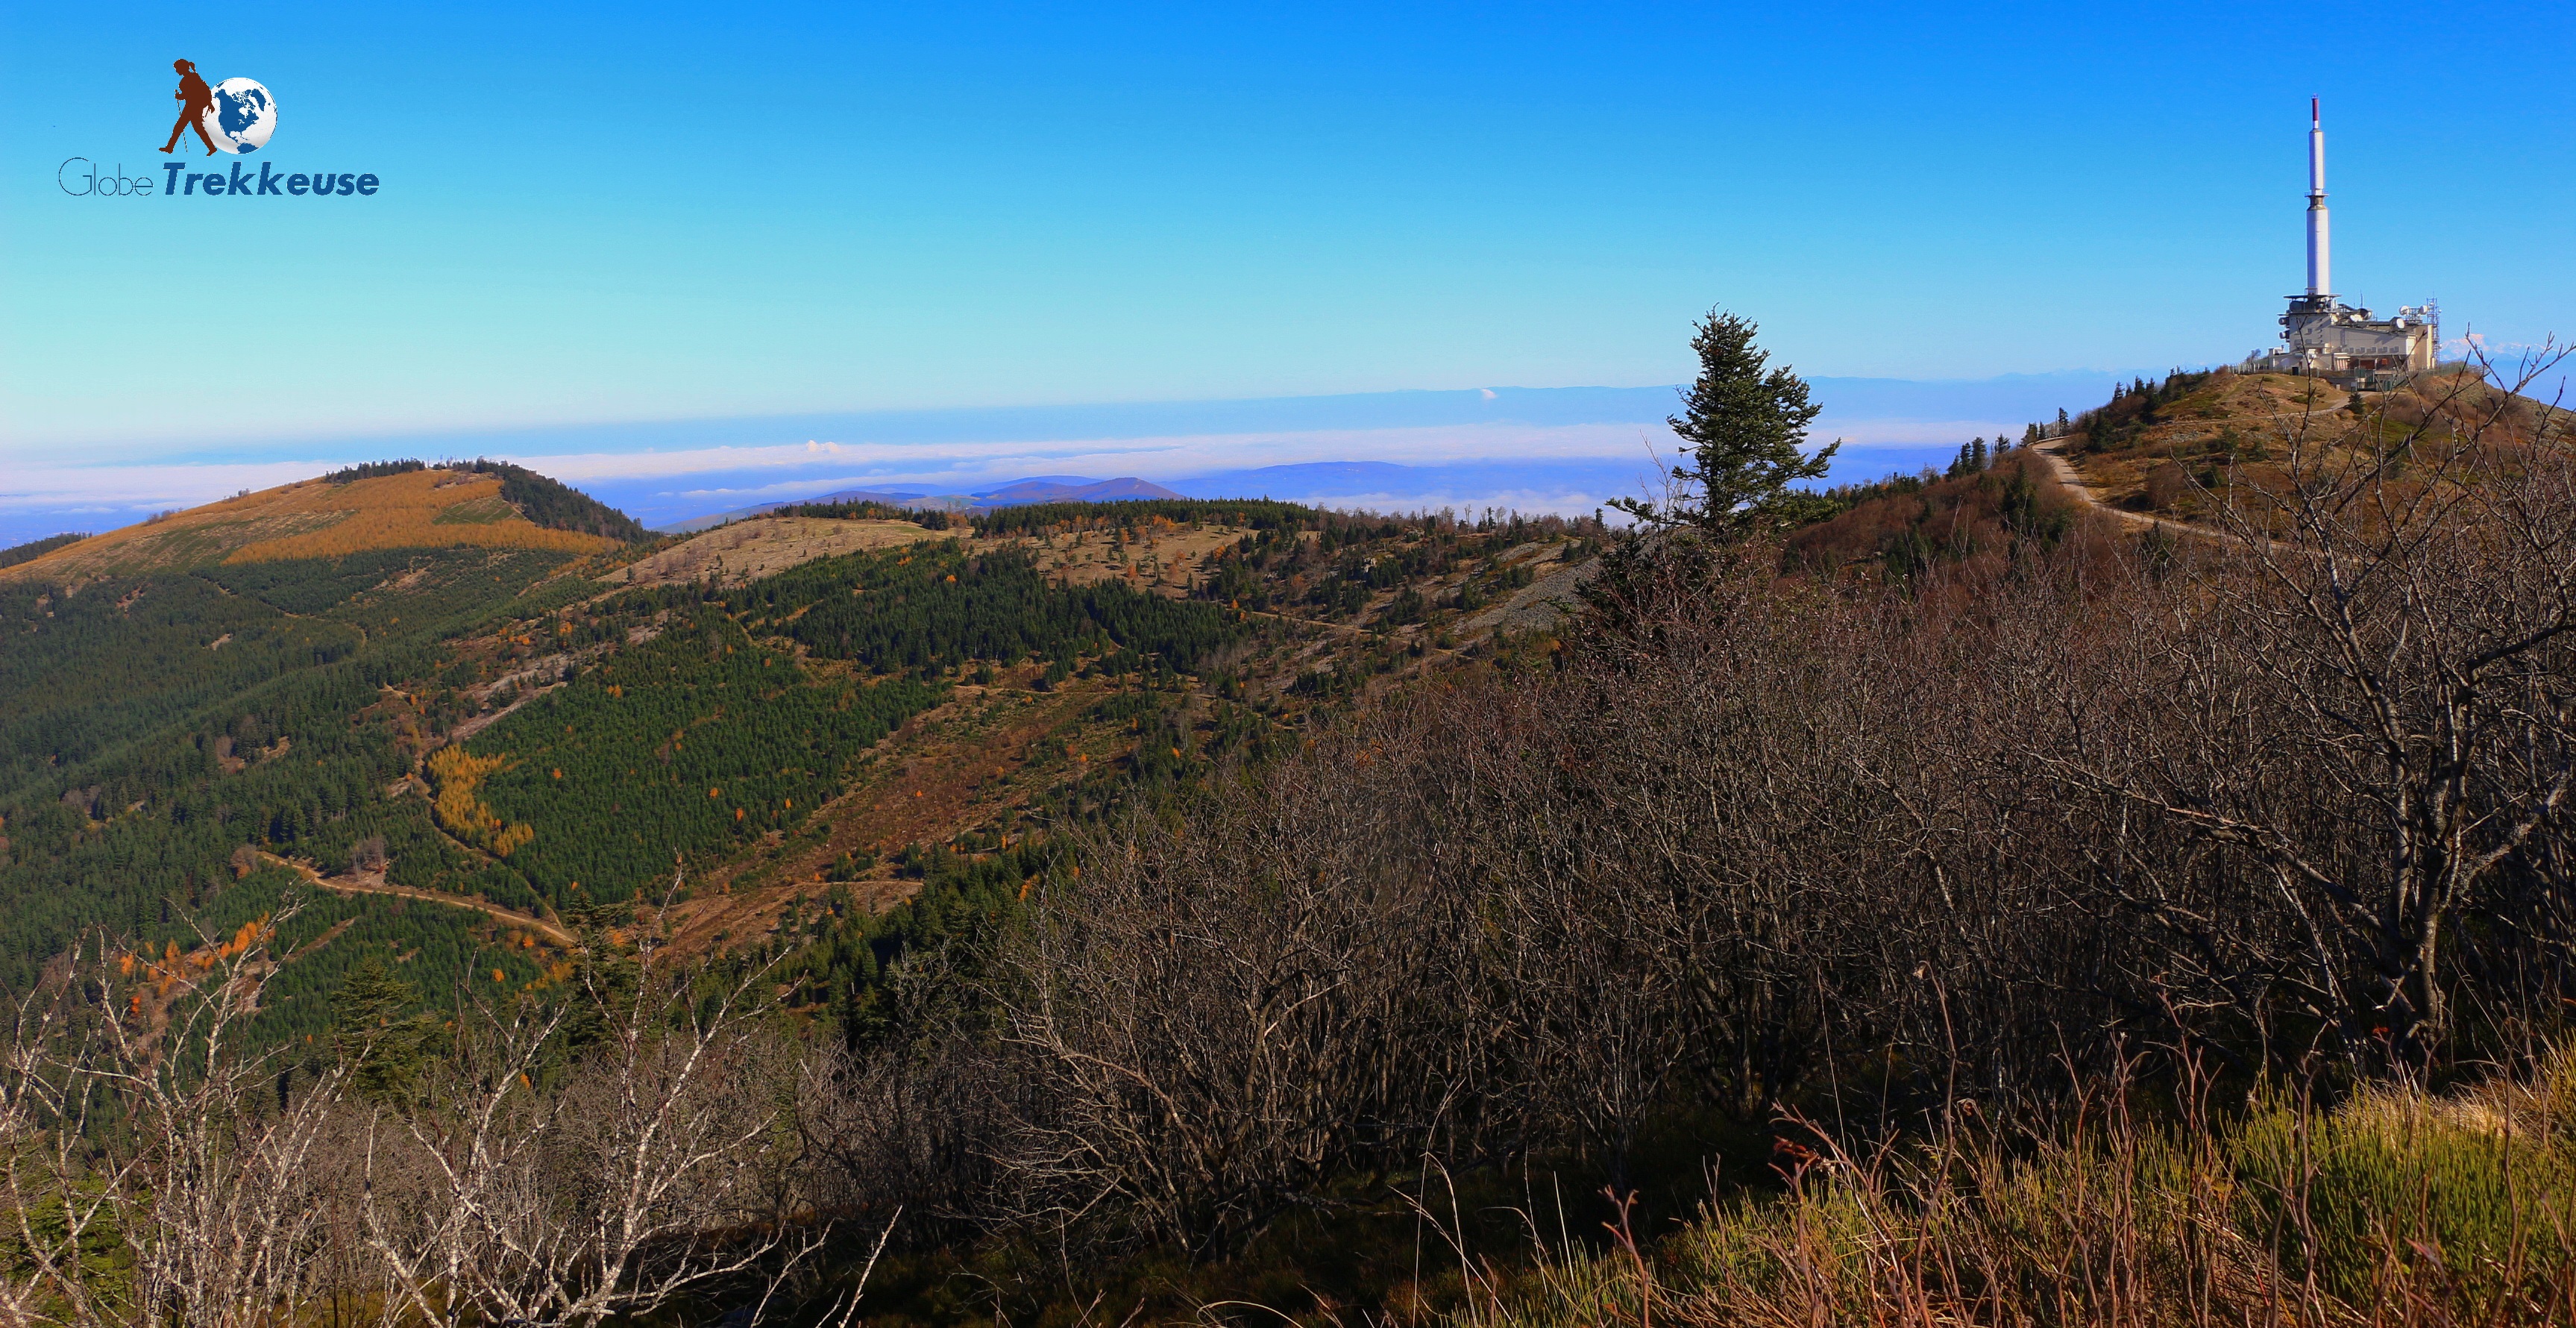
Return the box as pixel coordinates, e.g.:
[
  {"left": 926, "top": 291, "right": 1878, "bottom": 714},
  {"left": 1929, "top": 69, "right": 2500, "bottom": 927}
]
[
  {"left": 668, "top": 454, "right": 2008, "bottom": 533},
  {"left": 660, "top": 462, "right": 1680, "bottom": 533},
  {"left": 665, "top": 475, "right": 1193, "bottom": 533},
  {"left": 4, "top": 375, "right": 2146, "bottom": 546}
]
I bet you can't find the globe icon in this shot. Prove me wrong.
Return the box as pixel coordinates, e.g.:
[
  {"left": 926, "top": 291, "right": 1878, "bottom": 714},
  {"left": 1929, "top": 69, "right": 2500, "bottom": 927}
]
[{"left": 201, "top": 78, "right": 277, "bottom": 154}]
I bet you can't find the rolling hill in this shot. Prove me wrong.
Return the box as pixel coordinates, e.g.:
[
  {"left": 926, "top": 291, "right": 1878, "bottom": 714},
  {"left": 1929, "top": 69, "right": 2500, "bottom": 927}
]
[
  {"left": 0, "top": 461, "right": 645, "bottom": 585},
  {"left": 2048, "top": 364, "right": 2570, "bottom": 527},
  {"left": 48, "top": 361, "right": 2518, "bottom": 1036},
  {"left": 967, "top": 475, "right": 1187, "bottom": 506}
]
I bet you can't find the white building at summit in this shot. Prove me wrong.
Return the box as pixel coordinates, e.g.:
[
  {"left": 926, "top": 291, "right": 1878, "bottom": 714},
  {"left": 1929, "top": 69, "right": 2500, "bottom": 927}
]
[{"left": 2242, "top": 100, "right": 2439, "bottom": 382}]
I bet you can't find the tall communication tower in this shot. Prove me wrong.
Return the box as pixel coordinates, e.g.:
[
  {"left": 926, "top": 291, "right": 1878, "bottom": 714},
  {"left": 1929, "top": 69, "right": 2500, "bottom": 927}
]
[
  {"left": 2241, "top": 100, "right": 2437, "bottom": 383},
  {"left": 2305, "top": 97, "right": 2331, "bottom": 298}
]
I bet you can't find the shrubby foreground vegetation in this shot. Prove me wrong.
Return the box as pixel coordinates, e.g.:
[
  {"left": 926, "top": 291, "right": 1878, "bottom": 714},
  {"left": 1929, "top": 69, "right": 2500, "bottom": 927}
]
[{"left": 6, "top": 319, "right": 2576, "bottom": 1325}]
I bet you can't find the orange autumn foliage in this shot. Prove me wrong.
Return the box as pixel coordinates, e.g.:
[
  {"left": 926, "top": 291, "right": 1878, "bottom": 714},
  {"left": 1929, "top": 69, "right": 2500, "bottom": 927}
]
[
  {"left": 428, "top": 748, "right": 535, "bottom": 856},
  {"left": 222, "top": 471, "right": 619, "bottom": 563},
  {"left": 1, "top": 467, "right": 620, "bottom": 582}
]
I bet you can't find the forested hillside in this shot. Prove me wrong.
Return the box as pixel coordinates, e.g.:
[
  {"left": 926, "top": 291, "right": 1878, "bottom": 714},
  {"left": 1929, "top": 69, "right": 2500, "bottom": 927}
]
[
  {"left": 453, "top": 607, "right": 940, "bottom": 907},
  {"left": 456, "top": 457, "right": 654, "bottom": 542},
  {"left": 0, "top": 544, "right": 594, "bottom": 1012},
  {"left": 0, "top": 464, "right": 658, "bottom": 1029},
  {"left": 0, "top": 469, "right": 1600, "bottom": 1050}
]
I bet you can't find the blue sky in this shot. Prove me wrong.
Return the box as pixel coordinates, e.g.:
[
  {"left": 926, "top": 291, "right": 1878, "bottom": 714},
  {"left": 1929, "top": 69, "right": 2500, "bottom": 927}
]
[{"left": 3, "top": 3, "right": 2569, "bottom": 535}]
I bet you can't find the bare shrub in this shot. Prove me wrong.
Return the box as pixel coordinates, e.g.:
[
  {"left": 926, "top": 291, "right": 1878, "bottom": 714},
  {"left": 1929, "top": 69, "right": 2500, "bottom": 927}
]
[
  {"left": 2, "top": 891, "right": 887, "bottom": 1327},
  {"left": 960, "top": 357, "right": 2576, "bottom": 1262},
  {"left": 2024, "top": 346, "right": 2576, "bottom": 1073},
  {"left": 937, "top": 343, "right": 2575, "bottom": 1271},
  {"left": 360, "top": 924, "right": 823, "bottom": 1327},
  {"left": 796, "top": 1036, "right": 1001, "bottom": 1223},
  {"left": 2144, "top": 457, "right": 2189, "bottom": 510},
  {"left": 1, "top": 906, "right": 353, "bottom": 1327},
  {"left": 976, "top": 721, "right": 1488, "bottom": 1254}
]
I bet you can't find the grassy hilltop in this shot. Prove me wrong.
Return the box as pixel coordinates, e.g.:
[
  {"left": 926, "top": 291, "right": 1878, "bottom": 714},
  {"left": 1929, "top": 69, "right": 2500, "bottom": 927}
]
[
  {"left": 0, "top": 461, "right": 641, "bottom": 586},
  {"left": 2053, "top": 363, "right": 2570, "bottom": 525}
]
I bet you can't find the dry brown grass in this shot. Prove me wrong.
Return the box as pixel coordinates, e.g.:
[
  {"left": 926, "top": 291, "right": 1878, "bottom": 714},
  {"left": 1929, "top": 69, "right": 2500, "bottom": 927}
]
[
  {"left": 1014, "top": 513, "right": 1254, "bottom": 594},
  {"left": 2067, "top": 369, "right": 2564, "bottom": 530},
  {"left": 0, "top": 469, "right": 618, "bottom": 583},
  {"left": 604, "top": 510, "right": 1263, "bottom": 604},
  {"left": 1, "top": 472, "right": 623, "bottom": 588},
  {"left": 220, "top": 470, "right": 619, "bottom": 563},
  {"left": 601, "top": 515, "right": 965, "bottom": 590}
]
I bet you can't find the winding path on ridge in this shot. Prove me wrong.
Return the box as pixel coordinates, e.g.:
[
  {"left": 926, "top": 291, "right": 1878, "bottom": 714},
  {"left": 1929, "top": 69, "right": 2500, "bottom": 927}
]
[
  {"left": 2032, "top": 440, "right": 2328, "bottom": 566},
  {"left": 2033, "top": 442, "right": 2205, "bottom": 542},
  {"left": 257, "top": 851, "right": 579, "bottom": 948}
]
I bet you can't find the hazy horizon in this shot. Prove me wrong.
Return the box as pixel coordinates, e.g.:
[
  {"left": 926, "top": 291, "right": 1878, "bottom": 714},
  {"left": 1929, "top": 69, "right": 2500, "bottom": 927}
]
[{"left": 0, "top": 370, "right": 2146, "bottom": 543}]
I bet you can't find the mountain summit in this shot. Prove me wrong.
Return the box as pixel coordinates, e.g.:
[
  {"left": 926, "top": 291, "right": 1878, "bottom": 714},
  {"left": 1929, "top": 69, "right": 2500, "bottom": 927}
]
[{"left": 0, "top": 460, "right": 646, "bottom": 584}]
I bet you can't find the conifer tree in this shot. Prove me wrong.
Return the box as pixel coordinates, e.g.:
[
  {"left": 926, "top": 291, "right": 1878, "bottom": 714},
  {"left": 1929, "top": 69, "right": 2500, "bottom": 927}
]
[
  {"left": 330, "top": 955, "right": 438, "bottom": 1103},
  {"left": 1612, "top": 310, "right": 1836, "bottom": 539}
]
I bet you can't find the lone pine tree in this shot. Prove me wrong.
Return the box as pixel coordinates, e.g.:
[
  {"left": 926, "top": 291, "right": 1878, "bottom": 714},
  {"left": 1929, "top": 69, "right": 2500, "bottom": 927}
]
[{"left": 1613, "top": 308, "right": 1837, "bottom": 539}]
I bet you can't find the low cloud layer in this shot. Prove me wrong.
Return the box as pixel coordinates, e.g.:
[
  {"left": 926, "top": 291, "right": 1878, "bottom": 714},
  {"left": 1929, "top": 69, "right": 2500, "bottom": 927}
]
[{"left": 1, "top": 375, "right": 2123, "bottom": 545}]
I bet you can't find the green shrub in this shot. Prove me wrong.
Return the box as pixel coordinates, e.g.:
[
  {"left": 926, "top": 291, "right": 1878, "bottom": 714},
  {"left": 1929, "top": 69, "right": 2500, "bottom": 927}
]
[
  {"left": 1469, "top": 1058, "right": 2576, "bottom": 1328},
  {"left": 2231, "top": 1082, "right": 2576, "bottom": 1308}
]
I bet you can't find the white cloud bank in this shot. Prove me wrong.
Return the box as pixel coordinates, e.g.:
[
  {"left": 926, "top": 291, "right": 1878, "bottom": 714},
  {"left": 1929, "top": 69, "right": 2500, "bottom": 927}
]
[{"left": 1, "top": 376, "right": 2090, "bottom": 542}]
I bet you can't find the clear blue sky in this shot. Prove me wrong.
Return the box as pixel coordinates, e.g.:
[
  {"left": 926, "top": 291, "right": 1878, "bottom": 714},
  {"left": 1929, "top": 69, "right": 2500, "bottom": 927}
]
[{"left": 4, "top": 1, "right": 2569, "bottom": 465}]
